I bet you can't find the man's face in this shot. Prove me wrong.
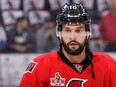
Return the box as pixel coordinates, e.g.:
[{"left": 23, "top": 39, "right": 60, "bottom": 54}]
[
  {"left": 21, "top": 19, "right": 28, "bottom": 29},
  {"left": 60, "top": 23, "right": 88, "bottom": 55}
]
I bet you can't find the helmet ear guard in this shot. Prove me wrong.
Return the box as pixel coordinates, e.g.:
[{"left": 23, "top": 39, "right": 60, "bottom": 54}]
[
  {"left": 86, "top": 31, "right": 91, "bottom": 39},
  {"left": 56, "top": 25, "right": 62, "bottom": 38},
  {"left": 56, "top": 29, "right": 61, "bottom": 38},
  {"left": 85, "top": 24, "right": 92, "bottom": 39}
]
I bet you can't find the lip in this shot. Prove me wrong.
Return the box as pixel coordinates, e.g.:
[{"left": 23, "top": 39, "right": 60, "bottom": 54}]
[{"left": 69, "top": 42, "right": 77, "bottom": 45}]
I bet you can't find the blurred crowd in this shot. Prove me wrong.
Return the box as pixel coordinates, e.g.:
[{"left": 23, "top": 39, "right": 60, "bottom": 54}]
[{"left": 0, "top": 0, "right": 116, "bottom": 53}]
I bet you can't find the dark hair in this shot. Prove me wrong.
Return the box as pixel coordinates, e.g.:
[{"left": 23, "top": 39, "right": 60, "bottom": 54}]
[{"left": 45, "top": 17, "right": 53, "bottom": 22}]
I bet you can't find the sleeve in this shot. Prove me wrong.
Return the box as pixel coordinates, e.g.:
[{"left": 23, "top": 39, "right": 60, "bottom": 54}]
[{"left": 19, "top": 60, "right": 44, "bottom": 87}]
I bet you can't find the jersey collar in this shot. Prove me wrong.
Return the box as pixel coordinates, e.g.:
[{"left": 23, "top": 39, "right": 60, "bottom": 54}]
[{"left": 57, "top": 48, "right": 92, "bottom": 74}]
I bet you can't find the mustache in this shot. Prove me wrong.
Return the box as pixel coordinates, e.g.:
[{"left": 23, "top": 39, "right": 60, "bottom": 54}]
[{"left": 68, "top": 40, "right": 81, "bottom": 46}]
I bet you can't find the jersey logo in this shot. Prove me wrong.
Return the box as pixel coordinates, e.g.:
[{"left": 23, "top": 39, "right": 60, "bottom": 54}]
[
  {"left": 25, "top": 60, "right": 37, "bottom": 73},
  {"left": 66, "top": 78, "right": 87, "bottom": 87},
  {"left": 50, "top": 72, "right": 65, "bottom": 86}
]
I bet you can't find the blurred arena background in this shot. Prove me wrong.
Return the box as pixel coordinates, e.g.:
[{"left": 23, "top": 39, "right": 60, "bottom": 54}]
[{"left": 0, "top": 0, "right": 116, "bottom": 87}]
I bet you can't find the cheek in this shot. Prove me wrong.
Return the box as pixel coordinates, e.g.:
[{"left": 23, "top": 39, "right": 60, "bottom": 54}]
[
  {"left": 76, "top": 36, "right": 87, "bottom": 43},
  {"left": 61, "top": 35, "right": 87, "bottom": 44},
  {"left": 78, "top": 36, "right": 85, "bottom": 40},
  {"left": 61, "top": 37, "right": 69, "bottom": 44},
  {"left": 80, "top": 37, "right": 87, "bottom": 44}
]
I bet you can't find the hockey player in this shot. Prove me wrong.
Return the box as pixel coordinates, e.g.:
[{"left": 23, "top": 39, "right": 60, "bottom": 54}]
[{"left": 19, "top": 3, "right": 116, "bottom": 87}]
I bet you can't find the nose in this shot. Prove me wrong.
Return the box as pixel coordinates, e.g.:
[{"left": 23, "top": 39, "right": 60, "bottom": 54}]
[{"left": 70, "top": 32, "right": 76, "bottom": 40}]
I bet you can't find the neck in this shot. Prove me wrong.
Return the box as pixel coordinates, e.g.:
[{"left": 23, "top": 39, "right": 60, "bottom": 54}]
[{"left": 62, "top": 47, "right": 86, "bottom": 63}]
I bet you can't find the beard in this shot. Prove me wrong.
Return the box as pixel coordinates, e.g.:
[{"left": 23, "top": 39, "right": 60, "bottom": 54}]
[{"left": 61, "top": 39, "right": 86, "bottom": 55}]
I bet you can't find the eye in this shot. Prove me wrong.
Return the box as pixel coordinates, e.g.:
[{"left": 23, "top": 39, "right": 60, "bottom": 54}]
[
  {"left": 64, "top": 29, "right": 71, "bottom": 33},
  {"left": 75, "top": 30, "right": 83, "bottom": 33}
]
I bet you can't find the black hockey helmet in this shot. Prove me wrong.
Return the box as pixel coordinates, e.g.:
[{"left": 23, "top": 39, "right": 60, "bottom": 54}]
[{"left": 56, "top": 3, "right": 91, "bottom": 32}]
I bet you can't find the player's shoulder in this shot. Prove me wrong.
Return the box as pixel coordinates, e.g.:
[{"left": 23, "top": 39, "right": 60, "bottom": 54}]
[
  {"left": 33, "top": 51, "right": 58, "bottom": 63},
  {"left": 92, "top": 52, "right": 113, "bottom": 60},
  {"left": 92, "top": 52, "right": 116, "bottom": 65},
  {"left": 93, "top": 52, "right": 109, "bottom": 57}
]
